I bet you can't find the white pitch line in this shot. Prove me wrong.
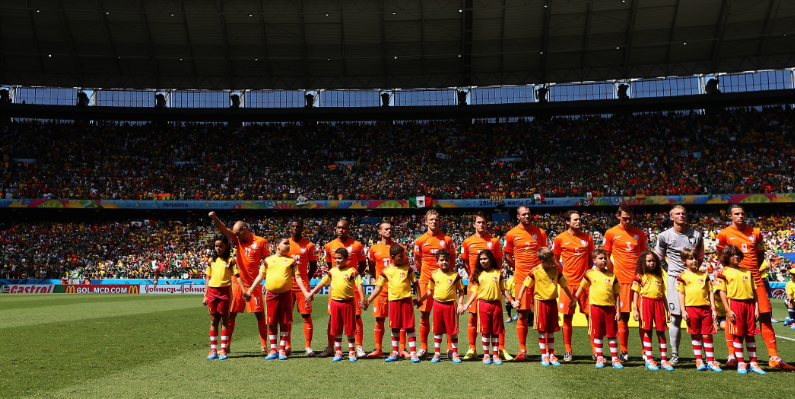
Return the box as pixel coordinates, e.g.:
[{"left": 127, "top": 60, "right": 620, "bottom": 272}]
[{"left": 776, "top": 335, "right": 795, "bottom": 342}]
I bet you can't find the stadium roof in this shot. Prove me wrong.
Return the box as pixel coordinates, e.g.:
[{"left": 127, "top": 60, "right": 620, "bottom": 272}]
[{"left": 1, "top": 0, "right": 795, "bottom": 91}]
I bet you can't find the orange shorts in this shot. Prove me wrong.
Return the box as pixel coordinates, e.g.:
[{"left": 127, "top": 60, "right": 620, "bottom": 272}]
[
  {"left": 467, "top": 285, "right": 478, "bottom": 314},
  {"left": 754, "top": 276, "right": 772, "bottom": 314},
  {"left": 372, "top": 294, "right": 389, "bottom": 318},
  {"left": 417, "top": 282, "right": 434, "bottom": 313},
  {"left": 230, "top": 282, "right": 265, "bottom": 314},
  {"left": 514, "top": 283, "right": 535, "bottom": 311},
  {"left": 559, "top": 285, "right": 589, "bottom": 316},
  {"left": 292, "top": 288, "right": 312, "bottom": 315},
  {"left": 618, "top": 283, "right": 633, "bottom": 313}
]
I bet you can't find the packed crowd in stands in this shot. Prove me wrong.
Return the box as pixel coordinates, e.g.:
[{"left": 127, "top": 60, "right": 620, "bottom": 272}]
[
  {"left": 2, "top": 106, "right": 795, "bottom": 202},
  {"left": 2, "top": 209, "right": 794, "bottom": 282}
]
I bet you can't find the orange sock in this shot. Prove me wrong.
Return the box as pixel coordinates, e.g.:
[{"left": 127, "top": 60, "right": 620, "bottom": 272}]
[
  {"left": 257, "top": 317, "right": 269, "bottom": 349},
  {"left": 499, "top": 331, "right": 506, "bottom": 351},
  {"left": 618, "top": 319, "right": 629, "bottom": 353},
  {"left": 303, "top": 317, "right": 313, "bottom": 349},
  {"left": 355, "top": 316, "right": 363, "bottom": 347},
  {"left": 374, "top": 318, "right": 385, "bottom": 351},
  {"left": 562, "top": 316, "right": 573, "bottom": 352},
  {"left": 227, "top": 317, "right": 236, "bottom": 350},
  {"left": 517, "top": 317, "right": 528, "bottom": 352},
  {"left": 724, "top": 325, "right": 734, "bottom": 357},
  {"left": 761, "top": 320, "right": 778, "bottom": 358},
  {"left": 400, "top": 329, "right": 407, "bottom": 352},
  {"left": 419, "top": 317, "right": 430, "bottom": 351},
  {"left": 468, "top": 313, "right": 478, "bottom": 351},
  {"left": 584, "top": 316, "right": 596, "bottom": 355}
]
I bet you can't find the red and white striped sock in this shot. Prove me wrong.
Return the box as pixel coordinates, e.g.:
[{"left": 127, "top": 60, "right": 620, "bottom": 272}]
[
  {"left": 268, "top": 326, "right": 278, "bottom": 352},
  {"left": 593, "top": 337, "right": 604, "bottom": 360},
  {"left": 450, "top": 335, "right": 459, "bottom": 354},
  {"left": 642, "top": 333, "right": 653, "bottom": 362},
  {"left": 538, "top": 332, "right": 547, "bottom": 356},
  {"left": 279, "top": 331, "right": 288, "bottom": 352},
  {"left": 482, "top": 335, "right": 490, "bottom": 355},
  {"left": 746, "top": 336, "right": 757, "bottom": 364},
  {"left": 546, "top": 333, "right": 555, "bottom": 356},
  {"left": 491, "top": 335, "right": 499, "bottom": 357},
  {"left": 210, "top": 330, "right": 218, "bottom": 352},
  {"left": 703, "top": 335, "right": 715, "bottom": 362},
  {"left": 608, "top": 337, "right": 619, "bottom": 362},
  {"left": 390, "top": 329, "right": 400, "bottom": 354},
  {"left": 406, "top": 328, "right": 417, "bottom": 354},
  {"left": 220, "top": 329, "right": 228, "bottom": 352},
  {"left": 691, "top": 334, "right": 703, "bottom": 361},
  {"left": 658, "top": 335, "right": 668, "bottom": 362},
  {"left": 733, "top": 336, "right": 746, "bottom": 365},
  {"left": 334, "top": 335, "right": 342, "bottom": 353},
  {"left": 434, "top": 335, "right": 442, "bottom": 355},
  {"left": 347, "top": 336, "right": 355, "bottom": 355}
]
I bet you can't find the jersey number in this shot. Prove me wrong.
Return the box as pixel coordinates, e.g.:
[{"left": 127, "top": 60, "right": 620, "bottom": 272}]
[
  {"left": 245, "top": 248, "right": 252, "bottom": 257},
  {"left": 741, "top": 243, "right": 748, "bottom": 253},
  {"left": 626, "top": 242, "right": 632, "bottom": 251},
  {"left": 383, "top": 258, "right": 390, "bottom": 268}
]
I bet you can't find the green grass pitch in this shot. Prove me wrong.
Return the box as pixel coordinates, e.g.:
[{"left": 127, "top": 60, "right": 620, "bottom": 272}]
[{"left": 1, "top": 294, "right": 794, "bottom": 398}]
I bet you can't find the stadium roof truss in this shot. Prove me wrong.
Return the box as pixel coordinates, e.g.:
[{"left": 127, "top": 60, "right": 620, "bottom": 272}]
[{"left": 1, "top": 0, "right": 795, "bottom": 91}]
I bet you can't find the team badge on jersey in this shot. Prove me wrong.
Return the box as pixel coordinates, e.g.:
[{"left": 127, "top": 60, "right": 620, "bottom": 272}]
[
  {"left": 605, "top": 279, "right": 611, "bottom": 284},
  {"left": 699, "top": 279, "right": 704, "bottom": 284},
  {"left": 549, "top": 278, "right": 555, "bottom": 283},
  {"left": 300, "top": 247, "right": 306, "bottom": 254},
  {"left": 655, "top": 280, "right": 661, "bottom": 286},
  {"left": 743, "top": 276, "right": 749, "bottom": 282},
  {"left": 440, "top": 241, "right": 446, "bottom": 248},
  {"left": 748, "top": 235, "right": 755, "bottom": 242},
  {"left": 343, "top": 274, "right": 349, "bottom": 279},
  {"left": 531, "top": 234, "right": 538, "bottom": 241},
  {"left": 688, "top": 236, "right": 698, "bottom": 245},
  {"left": 633, "top": 235, "right": 639, "bottom": 241},
  {"left": 347, "top": 246, "right": 353, "bottom": 252},
  {"left": 400, "top": 273, "right": 406, "bottom": 278},
  {"left": 252, "top": 242, "right": 258, "bottom": 249},
  {"left": 580, "top": 239, "right": 586, "bottom": 246},
  {"left": 487, "top": 242, "right": 493, "bottom": 249},
  {"left": 492, "top": 277, "right": 498, "bottom": 282},
  {"left": 447, "top": 279, "right": 453, "bottom": 284}
]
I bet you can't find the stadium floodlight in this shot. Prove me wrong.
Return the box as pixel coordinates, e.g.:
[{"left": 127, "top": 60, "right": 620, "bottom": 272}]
[
  {"left": 0, "top": 89, "right": 9, "bottom": 104},
  {"left": 705, "top": 78, "right": 720, "bottom": 95},
  {"left": 380, "top": 92, "right": 391, "bottom": 107},
  {"left": 76, "top": 91, "right": 90, "bottom": 107},
  {"left": 536, "top": 87, "right": 549, "bottom": 103},
  {"left": 230, "top": 94, "right": 240, "bottom": 109},
  {"left": 457, "top": 89, "right": 468, "bottom": 106}
]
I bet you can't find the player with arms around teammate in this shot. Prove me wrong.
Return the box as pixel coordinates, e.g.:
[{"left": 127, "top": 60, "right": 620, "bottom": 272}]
[
  {"left": 503, "top": 205, "right": 549, "bottom": 361},
  {"left": 320, "top": 219, "right": 367, "bottom": 358},
  {"left": 716, "top": 204, "right": 794, "bottom": 370},
  {"left": 366, "top": 221, "right": 407, "bottom": 358},
  {"left": 248, "top": 237, "right": 311, "bottom": 360},
  {"left": 209, "top": 212, "right": 270, "bottom": 354},
  {"left": 460, "top": 212, "right": 511, "bottom": 361},
  {"left": 655, "top": 205, "right": 705, "bottom": 365},
  {"left": 414, "top": 209, "right": 454, "bottom": 358},
  {"left": 602, "top": 205, "right": 647, "bottom": 362},
  {"left": 553, "top": 210, "right": 595, "bottom": 362},
  {"left": 203, "top": 235, "right": 244, "bottom": 360},
  {"left": 286, "top": 219, "right": 319, "bottom": 356}
]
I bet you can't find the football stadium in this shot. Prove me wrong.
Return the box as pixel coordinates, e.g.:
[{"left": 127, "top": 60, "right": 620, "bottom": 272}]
[{"left": 2, "top": 0, "right": 795, "bottom": 397}]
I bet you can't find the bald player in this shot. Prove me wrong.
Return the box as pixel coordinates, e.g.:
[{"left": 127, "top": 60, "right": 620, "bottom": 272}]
[
  {"left": 319, "top": 219, "right": 367, "bottom": 358},
  {"left": 716, "top": 204, "right": 794, "bottom": 370},
  {"left": 602, "top": 205, "right": 647, "bottom": 362},
  {"left": 460, "top": 211, "right": 512, "bottom": 361},
  {"left": 366, "top": 221, "right": 407, "bottom": 358},
  {"left": 286, "top": 218, "right": 319, "bottom": 356},
  {"left": 654, "top": 205, "right": 704, "bottom": 365},
  {"left": 209, "top": 211, "right": 270, "bottom": 354},
  {"left": 504, "top": 205, "right": 549, "bottom": 361},
  {"left": 552, "top": 210, "right": 595, "bottom": 362},
  {"left": 414, "top": 209, "right": 454, "bottom": 358}
]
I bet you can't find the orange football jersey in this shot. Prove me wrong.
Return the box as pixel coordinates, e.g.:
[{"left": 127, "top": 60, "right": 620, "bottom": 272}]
[
  {"left": 414, "top": 231, "right": 454, "bottom": 284},
  {"left": 461, "top": 233, "right": 503, "bottom": 276},
  {"left": 288, "top": 237, "right": 318, "bottom": 290},
  {"left": 552, "top": 230, "right": 595, "bottom": 284},
  {"left": 602, "top": 225, "right": 647, "bottom": 284}
]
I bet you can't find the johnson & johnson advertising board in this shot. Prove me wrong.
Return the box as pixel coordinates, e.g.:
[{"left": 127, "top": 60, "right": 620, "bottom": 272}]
[{"left": 141, "top": 285, "right": 206, "bottom": 294}]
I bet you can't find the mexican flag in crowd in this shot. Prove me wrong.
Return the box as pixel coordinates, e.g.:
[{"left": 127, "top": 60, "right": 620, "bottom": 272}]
[{"left": 408, "top": 196, "right": 432, "bottom": 208}]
